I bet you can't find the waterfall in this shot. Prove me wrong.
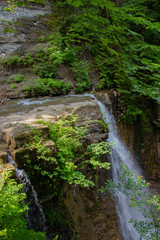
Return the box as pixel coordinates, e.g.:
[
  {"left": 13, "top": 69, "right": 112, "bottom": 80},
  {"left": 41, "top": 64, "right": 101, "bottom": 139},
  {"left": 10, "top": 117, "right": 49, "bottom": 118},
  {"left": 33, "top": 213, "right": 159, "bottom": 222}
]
[
  {"left": 86, "top": 94, "right": 143, "bottom": 240},
  {"left": 8, "top": 154, "right": 47, "bottom": 232}
]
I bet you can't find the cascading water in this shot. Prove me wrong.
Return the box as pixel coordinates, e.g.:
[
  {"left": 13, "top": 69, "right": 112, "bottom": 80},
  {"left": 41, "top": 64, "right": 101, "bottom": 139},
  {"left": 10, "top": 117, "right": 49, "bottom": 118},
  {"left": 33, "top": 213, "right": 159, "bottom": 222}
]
[
  {"left": 87, "top": 94, "right": 143, "bottom": 240},
  {"left": 8, "top": 154, "right": 47, "bottom": 232},
  {"left": 2, "top": 94, "right": 146, "bottom": 239}
]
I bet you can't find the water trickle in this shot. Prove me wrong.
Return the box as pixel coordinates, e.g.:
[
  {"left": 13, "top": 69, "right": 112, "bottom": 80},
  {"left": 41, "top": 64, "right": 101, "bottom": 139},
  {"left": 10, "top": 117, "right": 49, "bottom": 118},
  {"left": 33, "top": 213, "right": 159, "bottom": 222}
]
[
  {"left": 8, "top": 154, "right": 47, "bottom": 232},
  {"left": 86, "top": 94, "right": 143, "bottom": 240}
]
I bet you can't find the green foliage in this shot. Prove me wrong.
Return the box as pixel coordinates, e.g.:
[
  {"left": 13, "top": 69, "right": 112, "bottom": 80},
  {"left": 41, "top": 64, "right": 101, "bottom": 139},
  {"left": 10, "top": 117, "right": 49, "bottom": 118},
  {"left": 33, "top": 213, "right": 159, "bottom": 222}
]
[
  {"left": 23, "top": 114, "right": 111, "bottom": 188},
  {"left": 38, "top": 36, "right": 46, "bottom": 42},
  {"left": 0, "top": 171, "right": 47, "bottom": 240},
  {"left": 33, "top": 63, "right": 57, "bottom": 78},
  {"left": 32, "top": 39, "right": 76, "bottom": 79},
  {"left": 71, "top": 60, "right": 91, "bottom": 93},
  {"left": 1, "top": 55, "right": 22, "bottom": 67},
  {"left": 103, "top": 164, "right": 160, "bottom": 240},
  {"left": 7, "top": 73, "right": 25, "bottom": 83},
  {"left": 98, "top": 119, "right": 109, "bottom": 133},
  {"left": 21, "top": 53, "right": 34, "bottom": 66},
  {"left": 3, "top": 26, "right": 17, "bottom": 34},
  {"left": 3, "top": 0, "right": 160, "bottom": 123},
  {"left": 5, "top": 0, "right": 16, "bottom": 13},
  {"left": 86, "top": 141, "right": 114, "bottom": 169},
  {"left": 5, "top": 0, "right": 45, "bottom": 11},
  {"left": 35, "top": 34, "right": 89, "bottom": 93},
  {"left": 24, "top": 78, "right": 70, "bottom": 96},
  {"left": 1, "top": 53, "right": 34, "bottom": 67},
  {"left": 57, "top": 0, "right": 160, "bottom": 122},
  {"left": 10, "top": 83, "right": 17, "bottom": 89}
]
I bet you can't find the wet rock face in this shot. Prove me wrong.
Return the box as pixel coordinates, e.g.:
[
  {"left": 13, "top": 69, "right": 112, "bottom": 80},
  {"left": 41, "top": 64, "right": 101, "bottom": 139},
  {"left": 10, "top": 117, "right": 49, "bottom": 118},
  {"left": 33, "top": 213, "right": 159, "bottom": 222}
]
[
  {"left": 96, "top": 92, "right": 160, "bottom": 182},
  {"left": 64, "top": 175, "right": 121, "bottom": 240},
  {"left": 0, "top": 95, "right": 121, "bottom": 239},
  {"left": 0, "top": 0, "right": 52, "bottom": 94},
  {"left": 115, "top": 107, "right": 160, "bottom": 182},
  {"left": 140, "top": 125, "right": 160, "bottom": 181},
  {"left": 0, "top": 0, "right": 51, "bottom": 58},
  {"left": 0, "top": 138, "right": 16, "bottom": 176}
]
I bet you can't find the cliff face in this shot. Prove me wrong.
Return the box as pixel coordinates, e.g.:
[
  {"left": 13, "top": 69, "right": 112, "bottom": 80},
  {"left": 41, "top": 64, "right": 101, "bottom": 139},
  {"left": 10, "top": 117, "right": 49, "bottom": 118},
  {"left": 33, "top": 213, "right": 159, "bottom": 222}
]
[
  {"left": 64, "top": 176, "right": 120, "bottom": 240},
  {"left": 0, "top": 0, "right": 51, "bottom": 58},
  {"left": 116, "top": 103, "right": 160, "bottom": 183},
  {"left": 0, "top": 95, "right": 121, "bottom": 240},
  {"left": 96, "top": 92, "right": 160, "bottom": 185}
]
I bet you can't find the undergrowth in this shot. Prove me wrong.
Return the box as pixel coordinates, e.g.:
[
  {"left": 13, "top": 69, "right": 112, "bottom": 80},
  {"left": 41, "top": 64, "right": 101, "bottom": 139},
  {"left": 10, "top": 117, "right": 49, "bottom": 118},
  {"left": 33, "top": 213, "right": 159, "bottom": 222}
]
[
  {"left": 23, "top": 114, "right": 112, "bottom": 188},
  {"left": 2, "top": 0, "right": 160, "bottom": 124},
  {"left": 24, "top": 78, "right": 70, "bottom": 96}
]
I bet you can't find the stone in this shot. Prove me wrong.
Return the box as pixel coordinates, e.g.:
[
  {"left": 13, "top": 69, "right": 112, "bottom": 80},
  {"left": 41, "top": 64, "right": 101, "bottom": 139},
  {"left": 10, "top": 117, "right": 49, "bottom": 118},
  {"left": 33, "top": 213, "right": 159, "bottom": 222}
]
[
  {"left": 63, "top": 182, "right": 121, "bottom": 240},
  {"left": 104, "top": 93, "right": 112, "bottom": 106},
  {"left": 0, "top": 123, "right": 49, "bottom": 149},
  {"left": 42, "top": 140, "right": 56, "bottom": 157},
  {"left": 0, "top": 151, "right": 8, "bottom": 164},
  {"left": 83, "top": 132, "right": 108, "bottom": 145},
  {"left": 0, "top": 94, "right": 121, "bottom": 239}
]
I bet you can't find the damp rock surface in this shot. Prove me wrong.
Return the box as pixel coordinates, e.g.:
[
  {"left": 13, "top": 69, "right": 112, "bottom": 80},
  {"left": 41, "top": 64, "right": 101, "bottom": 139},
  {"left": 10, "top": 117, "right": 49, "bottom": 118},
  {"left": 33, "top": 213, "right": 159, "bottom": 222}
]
[{"left": 0, "top": 94, "right": 121, "bottom": 240}]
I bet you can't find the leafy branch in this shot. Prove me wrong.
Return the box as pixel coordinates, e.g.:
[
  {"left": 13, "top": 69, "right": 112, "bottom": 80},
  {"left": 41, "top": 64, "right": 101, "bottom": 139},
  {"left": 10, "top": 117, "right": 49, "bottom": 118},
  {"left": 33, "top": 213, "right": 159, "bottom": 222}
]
[{"left": 102, "top": 164, "right": 160, "bottom": 240}]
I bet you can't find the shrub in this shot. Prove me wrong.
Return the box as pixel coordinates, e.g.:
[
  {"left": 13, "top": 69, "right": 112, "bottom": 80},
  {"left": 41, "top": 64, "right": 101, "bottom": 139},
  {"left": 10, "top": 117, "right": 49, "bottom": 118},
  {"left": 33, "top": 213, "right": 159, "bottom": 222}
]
[
  {"left": 33, "top": 63, "right": 57, "bottom": 78},
  {"left": 7, "top": 73, "right": 25, "bottom": 83},
  {"left": 23, "top": 114, "right": 112, "bottom": 187},
  {"left": 0, "top": 171, "right": 47, "bottom": 240},
  {"left": 71, "top": 60, "right": 91, "bottom": 93},
  {"left": 1, "top": 55, "right": 22, "bottom": 67},
  {"left": 103, "top": 164, "right": 160, "bottom": 240},
  {"left": 10, "top": 83, "right": 17, "bottom": 89},
  {"left": 24, "top": 78, "right": 71, "bottom": 96},
  {"left": 62, "top": 48, "right": 76, "bottom": 64},
  {"left": 1, "top": 54, "right": 34, "bottom": 67},
  {"left": 38, "top": 36, "right": 46, "bottom": 42},
  {"left": 22, "top": 53, "right": 34, "bottom": 65}
]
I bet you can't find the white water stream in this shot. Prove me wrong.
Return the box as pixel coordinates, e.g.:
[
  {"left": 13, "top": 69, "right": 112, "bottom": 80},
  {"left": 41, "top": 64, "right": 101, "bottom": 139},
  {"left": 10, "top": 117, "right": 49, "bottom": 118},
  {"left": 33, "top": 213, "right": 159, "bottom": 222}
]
[
  {"left": 87, "top": 94, "right": 143, "bottom": 240},
  {"left": 8, "top": 154, "right": 47, "bottom": 232},
  {"left": 3, "top": 94, "right": 145, "bottom": 239}
]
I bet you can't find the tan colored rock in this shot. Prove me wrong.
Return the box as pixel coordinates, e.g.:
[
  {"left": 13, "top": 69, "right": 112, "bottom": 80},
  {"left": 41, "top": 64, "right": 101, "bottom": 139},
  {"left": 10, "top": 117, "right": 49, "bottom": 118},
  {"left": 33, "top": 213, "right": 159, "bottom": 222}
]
[
  {"left": 0, "top": 123, "right": 49, "bottom": 149},
  {"left": 104, "top": 93, "right": 112, "bottom": 106},
  {"left": 42, "top": 140, "right": 56, "bottom": 157}
]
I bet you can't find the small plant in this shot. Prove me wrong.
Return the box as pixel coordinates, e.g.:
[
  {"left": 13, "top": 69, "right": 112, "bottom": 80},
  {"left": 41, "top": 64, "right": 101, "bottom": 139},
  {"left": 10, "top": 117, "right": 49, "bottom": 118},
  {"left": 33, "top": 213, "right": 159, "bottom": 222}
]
[
  {"left": 22, "top": 53, "right": 34, "bottom": 65},
  {"left": 62, "top": 48, "right": 76, "bottom": 64},
  {"left": 98, "top": 119, "right": 109, "bottom": 133},
  {"left": 1, "top": 55, "right": 22, "bottom": 67},
  {"left": 10, "top": 83, "right": 17, "bottom": 89},
  {"left": 1, "top": 53, "right": 34, "bottom": 67},
  {"left": 0, "top": 171, "right": 47, "bottom": 240},
  {"left": 71, "top": 60, "right": 91, "bottom": 93},
  {"left": 38, "top": 36, "right": 46, "bottom": 42},
  {"left": 33, "top": 63, "right": 57, "bottom": 78},
  {"left": 8, "top": 73, "right": 25, "bottom": 83},
  {"left": 24, "top": 78, "right": 71, "bottom": 96},
  {"left": 103, "top": 164, "right": 160, "bottom": 240}
]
